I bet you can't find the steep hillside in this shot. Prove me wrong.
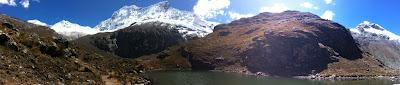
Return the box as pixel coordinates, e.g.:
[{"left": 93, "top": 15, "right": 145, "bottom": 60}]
[
  {"left": 75, "top": 21, "right": 185, "bottom": 58},
  {"left": 350, "top": 21, "right": 400, "bottom": 69},
  {"left": 135, "top": 11, "right": 397, "bottom": 77},
  {"left": 0, "top": 14, "right": 149, "bottom": 85}
]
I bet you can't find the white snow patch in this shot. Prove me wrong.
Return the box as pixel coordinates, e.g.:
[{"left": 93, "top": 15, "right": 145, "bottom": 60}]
[
  {"left": 95, "top": 1, "right": 219, "bottom": 38},
  {"left": 27, "top": 19, "right": 48, "bottom": 26},
  {"left": 51, "top": 20, "right": 99, "bottom": 37},
  {"left": 350, "top": 21, "right": 400, "bottom": 41}
]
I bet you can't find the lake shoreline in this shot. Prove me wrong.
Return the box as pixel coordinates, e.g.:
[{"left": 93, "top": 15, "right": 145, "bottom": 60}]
[
  {"left": 294, "top": 75, "right": 400, "bottom": 81},
  {"left": 209, "top": 69, "right": 400, "bottom": 81},
  {"left": 144, "top": 71, "right": 400, "bottom": 85}
]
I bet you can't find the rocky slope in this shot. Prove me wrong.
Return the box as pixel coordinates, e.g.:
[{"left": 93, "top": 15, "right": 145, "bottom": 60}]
[
  {"left": 75, "top": 21, "right": 186, "bottom": 58},
  {"left": 134, "top": 11, "right": 398, "bottom": 77},
  {"left": 0, "top": 14, "right": 149, "bottom": 85},
  {"left": 350, "top": 21, "right": 400, "bottom": 69}
]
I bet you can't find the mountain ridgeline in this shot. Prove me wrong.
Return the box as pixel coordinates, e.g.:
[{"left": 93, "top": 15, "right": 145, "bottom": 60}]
[
  {"left": 1, "top": 5, "right": 400, "bottom": 84},
  {"left": 75, "top": 22, "right": 186, "bottom": 58},
  {"left": 76, "top": 11, "right": 400, "bottom": 77},
  {"left": 132, "top": 11, "right": 377, "bottom": 76}
]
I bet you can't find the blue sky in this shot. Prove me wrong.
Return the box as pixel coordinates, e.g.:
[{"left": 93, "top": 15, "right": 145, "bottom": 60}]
[{"left": 0, "top": 0, "right": 399, "bottom": 34}]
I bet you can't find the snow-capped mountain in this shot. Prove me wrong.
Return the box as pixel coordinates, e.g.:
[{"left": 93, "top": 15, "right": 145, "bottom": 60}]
[
  {"left": 350, "top": 21, "right": 400, "bottom": 42},
  {"left": 27, "top": 19, "right": 48, "bottom": 26},
  {"left": 350, "top": 21, "right": 400, "bottom": 70},
  {"left": 51, "top": 20, "right": 99, "bottom": 40},
  {"left": 95, "top": 1, "right": 218, "bottom": 38},
  {"left": 27, "top": 19, "right": 99, "bottom": 40}
]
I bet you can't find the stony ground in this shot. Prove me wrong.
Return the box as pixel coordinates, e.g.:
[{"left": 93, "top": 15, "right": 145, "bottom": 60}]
[{"left": 0, "top": 14, "right": 150, "bottom": 85}]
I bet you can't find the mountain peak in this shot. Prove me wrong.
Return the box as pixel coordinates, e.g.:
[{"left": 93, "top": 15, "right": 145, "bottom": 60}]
[
  {"left": 350, "top": 21, "right": 400, "bottom": 41},
  {"left": 151, "top": 1, "right": 170, "bottom": 9},
  {"left": 57, "top": 20, "right": 72, "bottom": 25},
  {"left": 362, "top": 21, "right": 371, "bottom": 24},
  {"left": 94, "top": 1, "right": 218, "bottom": 38},
  {"left": 51, "top": 20, "right": 99, "bottom": 40},
  {"left": 356, "top": 21, "right": 385, "bottom": 31}
]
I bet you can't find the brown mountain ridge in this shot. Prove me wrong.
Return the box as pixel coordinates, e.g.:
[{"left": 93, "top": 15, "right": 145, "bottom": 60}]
[
  {"left": 0, "top": 10, "right": 399, "bottom": 84},
  {"left": 132, "top": 11, "right": 398, "bottom": 77}
]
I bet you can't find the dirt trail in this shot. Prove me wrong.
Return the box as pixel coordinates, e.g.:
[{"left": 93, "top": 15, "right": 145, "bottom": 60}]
[{"left": 71, "top": 58, "right": 122, "bottom": 85}]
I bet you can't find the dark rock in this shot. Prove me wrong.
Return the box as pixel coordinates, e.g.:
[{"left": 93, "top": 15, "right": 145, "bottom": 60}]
[
  {"left": 213, "top": 24, "right": 229, "bottom": 31},
  {"left": 0, "top": 33, "right": 10, "bottom": 44},
  {"left": 2, "top": 22, "right": 14, "bottom": 29},
  {"left": 0, "top": 33, "right": 18, "bottom": 51},
  {"left": 218, "top": 31, "right": 231, "bottom": 36},
  {"left": 6, "top": 41, "right": 19, "bottom": 51},
  {"left": 39, "top": 42, "right": 62, "bottom": 57},
  {"left": 53, "top": 36, "right": 70, "bottom": 47},
  {"left": 93, "top": 34, "right": 118, "bottom": 52},
  {"left": 76, "top": 22, "right": 185, "bottom": 58}
]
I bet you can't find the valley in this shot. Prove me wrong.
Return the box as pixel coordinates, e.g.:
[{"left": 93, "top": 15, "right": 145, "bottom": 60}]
[{"left": 1, "top": 1, "right": 400, "bottom": 85}]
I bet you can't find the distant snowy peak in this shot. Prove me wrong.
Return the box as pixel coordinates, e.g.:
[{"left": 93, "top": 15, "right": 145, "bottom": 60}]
[
  {"left": 355, "top": 21, "right": 386, "bottom": 31},
  {"left": 51, "top": 20, "right": 98, "bottom": 34},
  {"left": 350, "top": 21, "right": 400, "bottom": 41},
  {"left": 27, "top": 19, "right": 48, "bottom": 26},
  {"left": 95, "top": 1, "right": 218, "bottom": 37},
  {"left": 51, "top": 20, "right": 99, "bottom": 40}
]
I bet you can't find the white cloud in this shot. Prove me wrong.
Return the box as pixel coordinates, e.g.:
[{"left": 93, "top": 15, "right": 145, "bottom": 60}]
[
  {"left": 300, "top": 2, "right": 318, "bottom": 10},
  {"left": 0, "top": 0, "right": 17, "bottom": 6},
  {"left": 27, "top": 19, "right": 48, "bottom": 26},
  {"left": 259, "top": 3, "right": 289, "bottom": 13},
  {"left": 321, "top": 10, "right": 335, "bottom": 20},
  {"left": 325, "top": 0, "right": 333, "bottom": 4},
  {"left": 20, "top": 0, "right": 29, "bottom": 8},
  {"left": 193, "top": 0, "right": 230, "bottom": 19},
  {"left": 228, "top": 11, "right": 254, "bottom": 20},
  {"left": 0, "top": 0, "right": 38, "bottom": 8}
]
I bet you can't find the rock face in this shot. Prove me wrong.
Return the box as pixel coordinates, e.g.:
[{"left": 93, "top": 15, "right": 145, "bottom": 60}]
[
  {"left": 138, "top": 11, "right": 364, "bottom": 76},
  {"left": 237, "top": 11, "right": 362, "bottom": 76},
  {"left": 351, "top": 21, "right": 400, "bottom": 69},
  {"left": 75, "top": 21, "right": 185, "bottom": 58},
  {"left": 0, "top": 14, "right": 149, "bottom": 84}
]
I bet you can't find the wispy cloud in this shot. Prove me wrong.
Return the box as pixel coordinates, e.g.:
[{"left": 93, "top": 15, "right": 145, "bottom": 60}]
[
  {"left": 324, "top": 0, "right": 333, "bottom": 4},
  {"left": 19, "top": 0, "right": 29, "bottom": 8},
  {"left": 193, "top": 0, "right": 230, "bottom": 19},
  {"left": 0, "top": 0, "right": 17, "bottom": 6},
  {"left": 259, "top": 3, "right": 289, "bottom": 13},
  {"left": 321, "top": 10, "right": 335, "bottom": 20},
  {"left": 300, "top": 2, "right": 318, "bottom": 10},
  {"left": 228, "top": 11, "right": 254, "bottom": 20},
  {"left": 0, "top": 0, "right": 39, "bottom": 8}
]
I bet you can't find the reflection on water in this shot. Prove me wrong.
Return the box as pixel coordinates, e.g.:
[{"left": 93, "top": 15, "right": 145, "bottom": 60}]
[{"left": 145, "top": 71, "right": 399, "bottom": 85}]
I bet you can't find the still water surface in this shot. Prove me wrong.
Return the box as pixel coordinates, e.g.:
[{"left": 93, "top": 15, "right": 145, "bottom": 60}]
[{"left": 145, "top": 71, "right": 399, "bottom": 85}]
